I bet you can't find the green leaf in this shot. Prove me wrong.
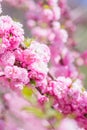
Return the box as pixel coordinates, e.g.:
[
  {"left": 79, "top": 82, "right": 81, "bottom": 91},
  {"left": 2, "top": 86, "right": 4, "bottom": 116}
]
[
  {"left": 24, "top": 38, "right": 33, "bottom": 48},
  {"left": 0, "top": 38, "right": 2, "bottom": 44},
  {"left": 22, "top": 106, "right": 45, "bottom": 118},
  {"left": 45, "top": 108, "right": 63, "bottom": 119},
  {"left": 22, "top": 86, "right": 33, "bottom": 98},
  {"left": 46, "top": 109, "right": 56, "bottom": 118},
  {"left": 21, "top": 86, "right": 37, "bottom": 104}
]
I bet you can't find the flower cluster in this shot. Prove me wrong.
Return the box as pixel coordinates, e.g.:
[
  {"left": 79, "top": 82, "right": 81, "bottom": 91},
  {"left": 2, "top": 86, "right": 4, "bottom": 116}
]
[
  {"left": 47, "top": 77, "right": 87, "bottom": 129},
  {"left": 25, "top": 0, "right": 81, "bottom": 80},
  {"left": 0, "top": 16, "right": 24, "bottom": 53},
  {"left": 0, "top": 15, "right": 50, "bottom": 91}
]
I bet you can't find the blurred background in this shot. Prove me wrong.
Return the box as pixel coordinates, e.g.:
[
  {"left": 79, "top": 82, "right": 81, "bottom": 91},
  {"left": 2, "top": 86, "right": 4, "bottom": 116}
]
[
  {"left": 1, "top": 0, "right": 87, "bottom": 50},
  {"left": 68, "top": 0, "right": 87, "bottom": 51},
  {"left": 1, "top": 0, "right": 87, "bottom": 87},
  {"left": 68, "top": 0, "right": 87, "bottom": 87}
]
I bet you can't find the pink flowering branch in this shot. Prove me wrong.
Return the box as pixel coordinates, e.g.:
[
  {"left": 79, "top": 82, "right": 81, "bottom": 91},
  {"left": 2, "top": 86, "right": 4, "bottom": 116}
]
[{"left": 0, "top": 0, "right": 87, "bottom": 130}]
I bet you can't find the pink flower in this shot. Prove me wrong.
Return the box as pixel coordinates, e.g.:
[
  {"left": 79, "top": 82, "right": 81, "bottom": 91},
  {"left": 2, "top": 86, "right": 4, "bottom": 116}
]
[
  {"left": 4, "top": 66, "right": 29, "bottom": 84},
  {"left": 4, "top": 66, "right": 13, "bottom": 78},
  {"left": 23, "top": 48, "right": 37, "bottom": 65},
  {"left": 29, "top": 41, "right": 50, "bottom": 63},
  {"left": 32, "top": 27, "right": 49, "bottom": 41},
  {"left": 38, "top": 94, "right": 48, "bottom": 105},
  {"left": 19, "top": 68, "right": 29, "bottom": 84},
  {"left": 11, "top": 66, "right": 21, "bottom": 79},
  {"left": 41, "top": 8, "right": 54, "bottom": 22},
  {"left": 28, "top": 61, "right": 48, "bottom": 81},
  {"left": 0, "top": 16, "right": 24, "bottom": 53},
  {"left": 14, "top": 48, "right": 23, "bottom": 61},
  {"left": 22, "top": 41, "right": 50, "bottom": 65},
  {"left": 0, "top": 51, "right": 15, "bottom": 66},
  {"left": 52, "top": 6, "right": 61, "bottom": 20}
]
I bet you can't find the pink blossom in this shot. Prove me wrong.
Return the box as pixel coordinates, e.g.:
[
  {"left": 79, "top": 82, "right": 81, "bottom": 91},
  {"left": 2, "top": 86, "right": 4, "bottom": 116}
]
[
  {"left": 28, "top": 61, "right": 48, "bottom": 81},
  {"left": 0, "top": 51, "right": 15, "bottom": 66},
  {"left": 0, "top": 16, "right": 24, "bottom": 53},
  {"left": 52, "top": 6, "right": 61, "bottom": 20},
  {"left": 23, "top": 41, "right": 50, "bottom": 65},
  {"left": 1, "top": 0, "right": 87, "bottom": 130},
  {"left": 41, "top": 8, "right": 54, "bottom": 22},
  {"left": 19, "top": 68, "right": 29, "bottom": 84},
  {"left": 4, "top": 65, "right": 13, "bottom": 78},
  {"left": 4, "top": 66, "right": 29, "bottom": 84},
  {"left": 23, "top": 48, "right": 37, "bottom": 65},
  {"left": 30, "top": 41, "right": 50, "bottom": 63},
  {"left": 38, "top": 94, "right": 48, "bottom": 105},
  {"left": 14, "top": 48, "right": 23, "bottom": 61}
]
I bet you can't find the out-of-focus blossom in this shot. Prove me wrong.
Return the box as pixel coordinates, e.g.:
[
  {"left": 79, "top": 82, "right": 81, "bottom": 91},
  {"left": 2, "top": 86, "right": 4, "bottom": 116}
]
[{"left": 0, "top": 16, "right": 24, "bottom": 54}]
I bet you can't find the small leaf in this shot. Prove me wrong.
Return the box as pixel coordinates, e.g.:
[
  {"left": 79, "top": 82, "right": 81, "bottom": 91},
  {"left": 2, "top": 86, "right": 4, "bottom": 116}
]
[
  {"left": 22, "top": 86, "right": 33, "bottom": 98},
  {"left": 46, "top": 109, "right": 56, "bottom": 118},
  {"left": 0, "top": 38, "right": 2, "bottom": 44},
  {"left": 45, "top": 108, "right": 63, "bottom": 120},
  {"left": 24, "top": 38, "right": 33, "bottom": 48},
  {"left": 22, "top": 86, "right": 37, "bottom": 104},
  {"left": 22, "top": 106, "right": 45, "bottom": 118}
]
